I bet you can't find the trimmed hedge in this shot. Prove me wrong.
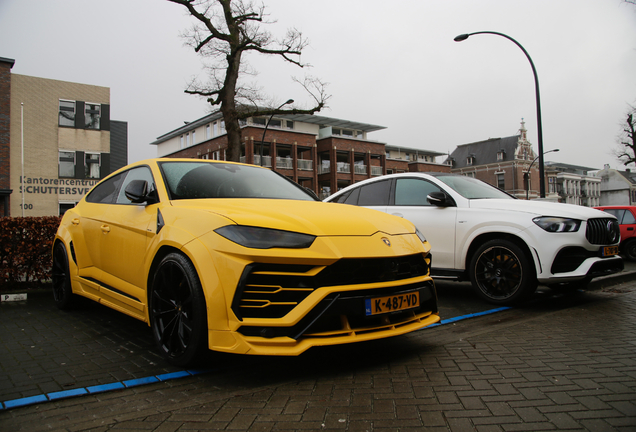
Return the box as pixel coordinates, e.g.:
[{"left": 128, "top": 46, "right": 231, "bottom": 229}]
[{"left": 0, "top": 216, "right": 61, "bottom": 288}]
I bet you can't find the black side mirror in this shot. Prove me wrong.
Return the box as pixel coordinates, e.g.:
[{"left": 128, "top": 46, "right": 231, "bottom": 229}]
[
  {"left": 125, "top": 180, "right": 156, "bottom": 204},
  {"left": 427, "top": 191, "right": 453, "bottom": 207}
]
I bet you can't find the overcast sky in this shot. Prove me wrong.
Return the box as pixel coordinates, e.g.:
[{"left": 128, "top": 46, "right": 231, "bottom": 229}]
[{"left": 1, "top": 0, "right": 635, "bottom": 170}]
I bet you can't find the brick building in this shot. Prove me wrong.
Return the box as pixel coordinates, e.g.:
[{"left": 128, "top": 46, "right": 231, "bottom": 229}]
[
  {"left": 444, "top": 119, "right": 559, "bottom": 200},
  {"left": 0, "top": 57, "right": 127, "bottom": 216},
  {"left": 152, "top": 111, "right": 450, "bottom": 198}
]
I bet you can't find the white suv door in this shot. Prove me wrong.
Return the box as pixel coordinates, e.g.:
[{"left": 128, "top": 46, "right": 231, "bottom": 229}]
[{"left": 389, "top": 177, "right": 457, "bottom": 272}]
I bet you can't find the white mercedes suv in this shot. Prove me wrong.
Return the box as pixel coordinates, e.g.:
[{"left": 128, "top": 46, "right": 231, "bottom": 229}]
[{"left": 325, "top": 173, "right": 623, "bottom": 305}]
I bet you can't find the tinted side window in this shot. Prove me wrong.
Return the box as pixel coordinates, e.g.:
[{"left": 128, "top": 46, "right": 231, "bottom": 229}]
[
  {"left": 343, "top": 188, "right": 360, "bottom": 205},
  {"left": 395, "top": 178, "right": 441, "bottom": 206},
  {"left": 623, "top": 210, "right": 636, "bottom": 224},
  {"left": 358, "top": 180, "right": 390, "bottom": 206},
  {"left": 86, "top": 172, "right": 125, "bottom": 204}
]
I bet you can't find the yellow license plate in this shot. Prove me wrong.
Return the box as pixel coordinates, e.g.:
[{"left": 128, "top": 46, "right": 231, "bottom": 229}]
[
  {"left": 603, "top": 246, "right": 619, "bottom": 257},
  {"left": 365, "top": 291, "right": 420, "bottom": 316}
]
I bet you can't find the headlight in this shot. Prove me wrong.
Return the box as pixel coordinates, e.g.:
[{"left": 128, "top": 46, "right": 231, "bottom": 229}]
[
  {"left": 215, "top": 225, "right": 316, "bottom": 249},
  {"left": 415, "top": 227, "right": 427, "bottom": 243},
  {"left": 532, "top": 216, "right": 581, "bottom": 233}
]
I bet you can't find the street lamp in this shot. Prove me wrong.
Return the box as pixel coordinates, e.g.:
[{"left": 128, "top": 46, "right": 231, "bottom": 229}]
[
  {"left": 524, "top": 148, "right": 559, "bottom": 199},
  {"left": 260, "top": 99, "right": 294, "bottom": 166},
  {"left": 454, "top": 31, "right": 547, "bottom": 197}
]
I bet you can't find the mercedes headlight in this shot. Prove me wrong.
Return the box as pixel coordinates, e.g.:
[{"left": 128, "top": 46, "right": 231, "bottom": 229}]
[
  {"left": 532, "top": 216, "right": 581, "bottom": 233},
  {"left": 215, "top": 225, "right": 316, "bottom": 249}
]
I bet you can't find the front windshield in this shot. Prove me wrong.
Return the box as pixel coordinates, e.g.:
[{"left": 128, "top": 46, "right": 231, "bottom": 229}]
[
  {"left": 159, "top": 161, "right": 315, "bottom": 201},
  {"left": 436, "top": 175, "right": 514, "bottom": 200}
]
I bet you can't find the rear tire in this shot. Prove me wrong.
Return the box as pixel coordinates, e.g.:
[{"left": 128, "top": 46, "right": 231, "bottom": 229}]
[
  {"left": 469, "top": 239, "right": 537, "bottom": 305},
  {"left": 149, "top": 252, "right": 208, "bottom": 367}
]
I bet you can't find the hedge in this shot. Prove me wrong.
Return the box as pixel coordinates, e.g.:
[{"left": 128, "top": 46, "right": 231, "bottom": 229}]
[{"left": 0, "top": 216, "right": 61, "bottom": 289}]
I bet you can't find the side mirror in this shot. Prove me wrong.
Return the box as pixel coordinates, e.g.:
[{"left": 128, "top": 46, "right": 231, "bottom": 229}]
[
  {"left": 427, "top": 191, "right": 453, "bottom": 207},
  {"left": 125, "top": 180, "right": 156, "bottom": 204}
]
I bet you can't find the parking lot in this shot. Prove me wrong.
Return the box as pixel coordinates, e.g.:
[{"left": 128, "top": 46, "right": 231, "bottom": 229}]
[{"left": 1, "top": 263, "right": 635, "bottom": 431}]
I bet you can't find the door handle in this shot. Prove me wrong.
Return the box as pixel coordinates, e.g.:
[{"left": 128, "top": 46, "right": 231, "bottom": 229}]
[
  {"left": 391, "top": 213, "right": 404, "bottom": 218},
  {"left": 628, "top": 227, "right": 634, "bottom": 231},
  {"left": 100, "top": 225, "right": 110, "bottom": 233}
]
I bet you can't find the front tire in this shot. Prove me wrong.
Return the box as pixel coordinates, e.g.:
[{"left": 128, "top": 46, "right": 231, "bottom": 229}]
[
  {"left": 622, "top": 239, "right": 636, "bottom": 262},
  {"left": 51, "top": 241, "right": 77, "bottom": 309},
  {"left": 469, "top": 239, "right": 537, "bottom": 305},
  {"left": 149, "top": 252, "right": 208, "bottom": 367}
]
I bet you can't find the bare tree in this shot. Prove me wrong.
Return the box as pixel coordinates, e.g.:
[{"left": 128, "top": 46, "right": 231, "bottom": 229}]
[
  {"left": 168, "top": 0, "right": 329, "bottom": 161},
  {"left": 616, "top": 105, "right": 636, "bottom": 167}
]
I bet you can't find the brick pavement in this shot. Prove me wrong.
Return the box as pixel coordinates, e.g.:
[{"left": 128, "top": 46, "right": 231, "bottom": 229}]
[{"left": 1, "top": 280, "right": 635, "bottom": 431}]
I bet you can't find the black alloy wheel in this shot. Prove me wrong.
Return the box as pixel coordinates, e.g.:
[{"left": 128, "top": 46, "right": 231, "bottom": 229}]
[
  {"left": 150, "top": 252, "right": 207, "bottom": 367},
  {"left": 52, "top": 241, "right": 77, "bottom": 309},
  {"left": 469, "top": 239, "right": 537, "bottom": 305}
]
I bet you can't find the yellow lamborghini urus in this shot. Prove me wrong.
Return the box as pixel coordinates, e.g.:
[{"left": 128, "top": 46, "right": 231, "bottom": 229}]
[{"left": 53, "top": 159, "right": 439, "bottom": 366}]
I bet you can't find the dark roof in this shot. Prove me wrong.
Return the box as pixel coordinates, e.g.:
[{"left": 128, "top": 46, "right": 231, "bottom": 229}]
[
  {"left": 544, "top": 161, "right": 598, "bottom": 174},
  {"left": 151, "top": 111, "right": 385, "bottom": 145},
  {"left": 446, "top": 136, "right": 519, "bottom": 168},
  {"left": 618, "top": 170, "right": 636, "bottom": 184}
]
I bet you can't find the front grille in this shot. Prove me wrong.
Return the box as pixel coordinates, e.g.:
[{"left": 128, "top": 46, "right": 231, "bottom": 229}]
[
  {"left": 232, "top": 254, "right": 429, "bottom": 320},
  {"left": 586, "top": 218, "right": 620, "bottom": 245},
  {"left": 238, "top": 280, "right": 438, "bottom": 340}
]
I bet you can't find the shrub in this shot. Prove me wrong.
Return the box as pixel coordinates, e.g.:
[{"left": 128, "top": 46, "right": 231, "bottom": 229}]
[{"left": 0, "top": 216, "right": 61, "bottom": 289}]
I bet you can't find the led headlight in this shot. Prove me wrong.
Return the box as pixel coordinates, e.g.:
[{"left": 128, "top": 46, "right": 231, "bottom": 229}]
[
  {"left": 532, "top": 216, "right": 581, "bottom": 233},
  {"left": 215, "top": 225, "right": 316, "bottom": 249}
]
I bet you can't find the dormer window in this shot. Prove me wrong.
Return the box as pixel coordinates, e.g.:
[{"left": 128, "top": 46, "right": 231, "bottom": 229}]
[
  {"left": 497, "top": 150, "right": 505, "bottom": 161},
  {"left": 467, "top": 156, "right": 475, "bottom": 165}
]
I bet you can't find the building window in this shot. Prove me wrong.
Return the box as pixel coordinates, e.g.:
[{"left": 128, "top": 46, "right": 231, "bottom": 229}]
[
  {"left": 59, "top": 100, "right": 75, "bottom": 127},
  {"left": 286, "top": 120, "right": 294, "bottom": 130},
  {"left": 180, "top": 135, "right": 184, "bottom": 149},
  {"left": 496, "top": 173, "right": 505, "bottom": 190},
  {"left": 467, "top": 156, "right": 474, "bottom": 165},
  {"left": 85, "top": 103, "right": 101, "bottom": 129},
  {"left": 253, "top": 117, "right": 267, "bottom": 126},
  {"left": 268, "top": 119, "right": 282, "bottom": 128},
  {"left": 85, "top": 153, "right": 101, "bottom": 179},
  {"left": 206, "top": 124, "right": 210, "bottom": 139},
  {"left": 59, "top": 151, "right": 75, "bottom": 178},
  {"left": 497, "top": 151, "right": 505, "bottom": 161},
  {"left": 192, "top": 130, "right": 196, "bottom": 145}
]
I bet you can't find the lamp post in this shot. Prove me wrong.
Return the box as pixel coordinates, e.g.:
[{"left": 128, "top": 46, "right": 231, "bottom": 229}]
[
  {"left": 260, "top": 99, "right": 294, "bottom": 166},
  {"left": 524, "top": 148, "right": 559, "bottom": 199},
  {"left": 454, "top": 31, "right": 547, "bottom": 197}
]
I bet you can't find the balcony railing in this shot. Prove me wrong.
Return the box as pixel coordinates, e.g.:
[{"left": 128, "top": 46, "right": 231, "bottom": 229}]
[
  {"left": 276, "top": 157, "right": 293, "bottom": 169},
  {"left": 336, "top": 162, "right": 350, "bottom": 173},
  {"left": 253, "top": 154, "right": 272, "bottom": 167},
  {"left": 354, "top": 164, "right": 367, "bottom": 175},
  {"left": 297, "top": 159, "right": 313, "bottom": 171},
  {"left": 371, "top": 166, "right": 383, "bottom": 176},
  {"left": 318, "top": 164, "right": 330, "bottom": 174}
]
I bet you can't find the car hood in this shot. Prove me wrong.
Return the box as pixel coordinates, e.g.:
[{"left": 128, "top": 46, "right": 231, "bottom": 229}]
[
  {"left": 171, "top": 199, "right": 416, "bottom": 236},
  {"left": 468, "top": 199, "right": 614, "bottom": 220}
]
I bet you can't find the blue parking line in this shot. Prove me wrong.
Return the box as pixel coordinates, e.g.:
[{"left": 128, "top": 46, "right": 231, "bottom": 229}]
[
  {"left": 0, "top": 307, "right": 511, "bottom": 411},
  {"left": 0, "top": 368, "right": 211, "bottom": 411},
  {"left": 427, "top": 306, "right": 511, "bottom": 328}
]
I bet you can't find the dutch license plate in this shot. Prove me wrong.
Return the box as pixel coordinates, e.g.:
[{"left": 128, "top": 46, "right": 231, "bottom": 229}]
[
  {"left": 603, "top": 246, "right": 619, "bottom": 257},
  {"left": 365, "top": 291, "right": 420, "bottom": 316}
]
